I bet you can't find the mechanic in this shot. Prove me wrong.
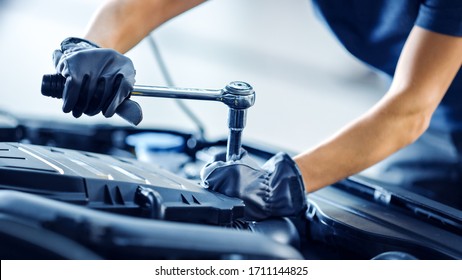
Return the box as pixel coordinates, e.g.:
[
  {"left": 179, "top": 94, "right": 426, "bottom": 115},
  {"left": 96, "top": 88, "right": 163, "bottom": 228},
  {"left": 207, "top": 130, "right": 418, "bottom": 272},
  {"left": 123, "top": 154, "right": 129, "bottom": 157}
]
[{"left": 52, "top": 0, "right": 462, "bottom": 220}]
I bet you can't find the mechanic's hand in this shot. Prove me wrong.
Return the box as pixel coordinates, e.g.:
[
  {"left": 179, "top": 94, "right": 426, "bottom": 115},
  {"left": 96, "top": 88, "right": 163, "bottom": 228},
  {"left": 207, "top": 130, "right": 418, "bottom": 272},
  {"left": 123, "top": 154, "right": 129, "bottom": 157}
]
[
  {"left": 52, "top": 37, "right": 142, "bottom": 123},
  {"left": 201, "top": 150, "right": 307, "bottom": 221}
]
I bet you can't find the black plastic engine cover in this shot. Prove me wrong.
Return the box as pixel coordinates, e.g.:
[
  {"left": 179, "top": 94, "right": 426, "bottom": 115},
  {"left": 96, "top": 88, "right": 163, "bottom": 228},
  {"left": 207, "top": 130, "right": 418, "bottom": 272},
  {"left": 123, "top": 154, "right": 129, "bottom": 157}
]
[{"left": 0, "top": 142, "right": 244, "bottom": 225}]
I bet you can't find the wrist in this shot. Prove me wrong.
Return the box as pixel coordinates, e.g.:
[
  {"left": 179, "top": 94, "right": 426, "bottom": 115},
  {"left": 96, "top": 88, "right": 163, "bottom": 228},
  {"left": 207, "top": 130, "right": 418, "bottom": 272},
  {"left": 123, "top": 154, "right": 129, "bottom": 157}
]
[{"left": 60, "top": 37, "right": 100, "bottom": 52}]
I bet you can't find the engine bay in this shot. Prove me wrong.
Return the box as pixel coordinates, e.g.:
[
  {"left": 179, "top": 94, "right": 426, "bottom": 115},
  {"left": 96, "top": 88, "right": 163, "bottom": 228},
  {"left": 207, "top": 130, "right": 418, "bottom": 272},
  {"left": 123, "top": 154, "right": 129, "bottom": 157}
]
[{"left": 1, "top": 116, "right": 461, "bottom": 260}]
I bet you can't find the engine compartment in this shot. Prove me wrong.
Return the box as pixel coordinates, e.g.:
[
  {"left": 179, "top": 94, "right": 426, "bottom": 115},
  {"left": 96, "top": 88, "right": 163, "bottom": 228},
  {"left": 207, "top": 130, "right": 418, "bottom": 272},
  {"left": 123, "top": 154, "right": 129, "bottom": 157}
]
[{"left": 1, "top": 116, "right": 461, "bottom": 260}]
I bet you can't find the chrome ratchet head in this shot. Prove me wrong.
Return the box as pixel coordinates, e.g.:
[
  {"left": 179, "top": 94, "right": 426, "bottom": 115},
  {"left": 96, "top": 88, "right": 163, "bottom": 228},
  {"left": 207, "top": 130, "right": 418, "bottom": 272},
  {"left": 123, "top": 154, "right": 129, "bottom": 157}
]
[{"left": 222, "top": 82, "right": 255, "bottom": 161}]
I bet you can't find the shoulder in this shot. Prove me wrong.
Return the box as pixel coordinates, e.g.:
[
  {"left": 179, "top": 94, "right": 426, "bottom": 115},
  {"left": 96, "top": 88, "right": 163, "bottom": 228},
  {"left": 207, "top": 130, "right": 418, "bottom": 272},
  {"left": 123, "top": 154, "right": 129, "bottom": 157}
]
[{"left": 415, "top": 0, "right": 462, "bottom": 36}]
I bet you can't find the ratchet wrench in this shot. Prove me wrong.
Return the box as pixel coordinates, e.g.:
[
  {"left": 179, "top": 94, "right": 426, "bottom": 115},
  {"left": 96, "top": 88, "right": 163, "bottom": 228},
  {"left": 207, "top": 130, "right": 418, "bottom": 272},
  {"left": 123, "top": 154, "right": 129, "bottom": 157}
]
[{"left": 41, "top": 74, "right": 255, "bottom": 161}]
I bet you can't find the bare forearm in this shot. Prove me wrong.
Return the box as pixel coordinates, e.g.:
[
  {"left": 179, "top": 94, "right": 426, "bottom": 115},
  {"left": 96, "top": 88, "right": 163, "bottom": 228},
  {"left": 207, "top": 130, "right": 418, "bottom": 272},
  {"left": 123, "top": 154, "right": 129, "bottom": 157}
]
[
  {"left": 295, "top": 27, "right": 462, "bottom": 193},
  {"left": 84, "top": 0, "right": 205, "bottom": 53},
  {"left": 294, "top": 97, "right": 427, "bottom": 192}
]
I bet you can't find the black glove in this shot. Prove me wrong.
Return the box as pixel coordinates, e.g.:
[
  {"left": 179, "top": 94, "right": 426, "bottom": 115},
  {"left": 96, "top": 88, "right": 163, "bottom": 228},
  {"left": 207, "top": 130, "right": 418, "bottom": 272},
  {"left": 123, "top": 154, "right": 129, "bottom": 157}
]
[
  {"left": 53, "top": 37, "right": 142, "bottom": 124},
  {"left": 201, "top": 150, "right": 307, "bottom": 221}
]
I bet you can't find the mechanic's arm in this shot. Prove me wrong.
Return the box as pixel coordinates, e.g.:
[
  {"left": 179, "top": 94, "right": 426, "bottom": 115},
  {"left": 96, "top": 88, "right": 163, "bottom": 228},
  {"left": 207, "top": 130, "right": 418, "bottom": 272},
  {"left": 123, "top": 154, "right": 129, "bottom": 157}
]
[
  {"left": 295, "top": 26, "right": 462, "bottom": 193},
  {"left": 84, "top": 0, "right": 205, "bottom": 53},
  {"left": 52, "top": 0, "right": 204, "bottom": 121}
]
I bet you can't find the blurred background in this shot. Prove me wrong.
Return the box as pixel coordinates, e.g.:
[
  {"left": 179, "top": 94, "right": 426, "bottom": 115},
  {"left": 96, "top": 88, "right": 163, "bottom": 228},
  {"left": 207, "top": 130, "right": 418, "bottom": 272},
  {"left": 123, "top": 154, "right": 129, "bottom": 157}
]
[{"left": 0, "top": 0, "right": 389, "bottom": 153}]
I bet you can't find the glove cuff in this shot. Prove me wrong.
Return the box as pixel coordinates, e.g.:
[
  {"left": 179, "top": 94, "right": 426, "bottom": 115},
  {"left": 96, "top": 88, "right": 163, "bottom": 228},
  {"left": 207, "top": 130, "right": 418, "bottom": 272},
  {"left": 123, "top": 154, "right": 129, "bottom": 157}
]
[
  {"left": 266, "top": 152, "right": 307, "bottom": 217},
  {"left": 60, "top": 37, "right": 100, "bottom": 52}
]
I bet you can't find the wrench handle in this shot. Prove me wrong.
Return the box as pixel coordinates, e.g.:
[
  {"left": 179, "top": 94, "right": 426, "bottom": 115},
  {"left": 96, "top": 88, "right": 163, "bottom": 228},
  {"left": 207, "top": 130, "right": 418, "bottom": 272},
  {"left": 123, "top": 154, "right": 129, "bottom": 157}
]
[
  {"left": 41, "top": 74, "right": 142, "bottom": 125},
  {"left": 41, "top": 74, "right": 65, "bottom": 99}
]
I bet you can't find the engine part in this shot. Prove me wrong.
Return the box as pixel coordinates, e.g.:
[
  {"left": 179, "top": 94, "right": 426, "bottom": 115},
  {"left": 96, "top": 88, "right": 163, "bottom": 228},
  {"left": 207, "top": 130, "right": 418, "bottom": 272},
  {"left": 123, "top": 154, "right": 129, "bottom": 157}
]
[
  {"left": 0, "top": 142, "right": 244, "bottom": 225},
  {"left": 0, "top": 190, "right": 303, "bottom": 260}
]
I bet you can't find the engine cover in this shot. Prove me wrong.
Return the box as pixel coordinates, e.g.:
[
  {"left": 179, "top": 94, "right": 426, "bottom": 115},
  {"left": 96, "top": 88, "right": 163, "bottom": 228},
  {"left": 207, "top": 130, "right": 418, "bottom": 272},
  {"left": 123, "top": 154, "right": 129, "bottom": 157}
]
[{"left": 0, "top": 142, "right": 244, "bottom": 225}]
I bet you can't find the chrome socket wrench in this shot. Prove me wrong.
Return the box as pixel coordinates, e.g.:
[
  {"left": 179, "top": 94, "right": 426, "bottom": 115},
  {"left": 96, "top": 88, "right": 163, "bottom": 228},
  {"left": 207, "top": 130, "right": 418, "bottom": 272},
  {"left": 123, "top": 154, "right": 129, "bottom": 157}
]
[{"left": 42, "top": 75, "right": 255, "bottom": 161}]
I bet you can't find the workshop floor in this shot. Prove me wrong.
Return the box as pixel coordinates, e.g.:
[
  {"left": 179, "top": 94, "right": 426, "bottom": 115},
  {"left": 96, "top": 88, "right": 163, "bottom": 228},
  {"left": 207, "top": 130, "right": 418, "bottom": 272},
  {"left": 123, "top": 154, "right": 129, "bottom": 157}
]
[{"left": 0, "top": 0, "right": 388, "bottom": 153}]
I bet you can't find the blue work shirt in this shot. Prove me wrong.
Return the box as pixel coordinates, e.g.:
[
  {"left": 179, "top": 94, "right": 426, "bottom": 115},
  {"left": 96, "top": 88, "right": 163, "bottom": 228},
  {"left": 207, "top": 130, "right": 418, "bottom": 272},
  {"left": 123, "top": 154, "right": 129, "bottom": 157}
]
[{"left": 312, "top": 0, "right": 462, "bottom": 132}]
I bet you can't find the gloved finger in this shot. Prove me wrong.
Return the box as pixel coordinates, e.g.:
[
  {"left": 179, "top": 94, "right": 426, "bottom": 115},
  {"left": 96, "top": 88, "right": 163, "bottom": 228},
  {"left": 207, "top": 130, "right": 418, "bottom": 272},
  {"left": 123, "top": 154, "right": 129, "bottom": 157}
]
[
  {"left": 200, "top": 159, "right": 262, "bottom": 187},
  {"left": 62, "top": 76, "right": 82, "bottom": 114},
  {"left": 201, "top": 163, "right": 271, "bottom": 221},
  {"left": 101, "top": 74, "right": 122, "bottom": 117},
  {"left": 84, "top": 77, "right": 107, "bottom": 116},
  {"left": 200, "top": 160, "right": 228, "bottom": 182},
  {"left": 52, "top": 49, "right": 63, "bottom": 68},
  {"left": 209, "top": 148, "right": 248, "bottom": 163},
  {"left": 210, "top": 151, "right": 227, "bottom": 162},
  {"left": 236, "top": 150, "right": 265, "bottom": 167},
  {"left": 71, "top": 74, "right": 91, "bottom": 118},
  {"left": 115, "top": 99, "right": 143, "bottom": 126},
  {"left": 103, "top": 74, "right": 132, "bottom": 118}
]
